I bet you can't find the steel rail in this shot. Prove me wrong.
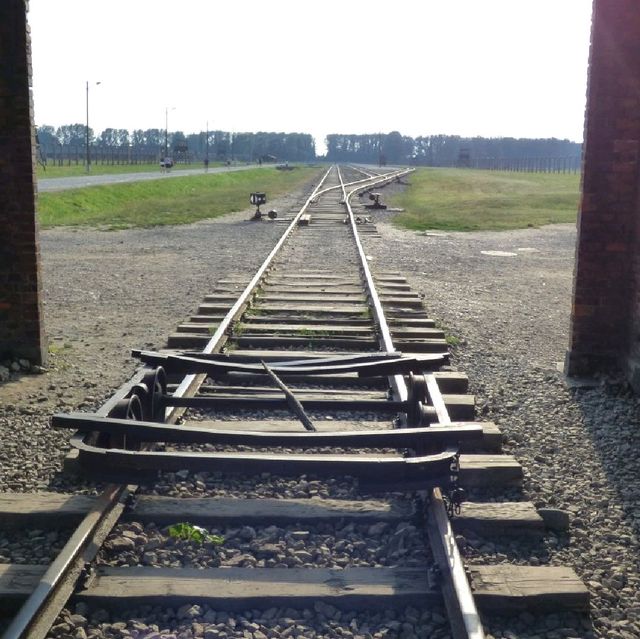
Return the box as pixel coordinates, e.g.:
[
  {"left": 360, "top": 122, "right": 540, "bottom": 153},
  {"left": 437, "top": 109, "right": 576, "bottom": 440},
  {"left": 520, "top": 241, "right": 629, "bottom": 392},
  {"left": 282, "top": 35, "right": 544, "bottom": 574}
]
[
  {"left": 0, "top": 363, "right": 152, "bottom": 639},
  {"left": 338, "top": 167, "right": 485, "bottom": 639},
  {"left": 337, "top": 165, "right": 414, "bottom": 403},
  {"left": 167, "top": 164, "right": 406, "bottom": 421},
  {"left": 347, "top": 164, "right": 383, "bottom": 179},
  {"left": 310, "top": 166, "right": 407, "bottom": 201},
  {"left": 422, "top": 378, "right": 485, "bottom": 639},
  {"left": 166, "top": 165, "right": 335, "bottom": 422}
]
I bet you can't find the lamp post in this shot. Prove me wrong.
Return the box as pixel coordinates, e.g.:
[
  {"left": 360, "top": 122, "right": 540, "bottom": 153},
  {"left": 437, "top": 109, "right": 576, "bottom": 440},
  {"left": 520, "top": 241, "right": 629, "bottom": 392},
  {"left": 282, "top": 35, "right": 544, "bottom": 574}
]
[
  {"left": 164, "top": 106, "right": 175, "bottom": 158},
  {"left": 86, "top": 81, "right": 101, "bottom": 172},
  {"left": 205, "top": 120, "right": 209, "bottom": 171}
]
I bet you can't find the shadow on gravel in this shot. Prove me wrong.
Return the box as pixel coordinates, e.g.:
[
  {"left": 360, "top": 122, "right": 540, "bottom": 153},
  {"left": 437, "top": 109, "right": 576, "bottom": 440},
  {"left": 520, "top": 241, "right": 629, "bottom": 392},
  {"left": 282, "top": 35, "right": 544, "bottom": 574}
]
[{"left": 569, "top": 377, "right": 640, "bottom": 541}]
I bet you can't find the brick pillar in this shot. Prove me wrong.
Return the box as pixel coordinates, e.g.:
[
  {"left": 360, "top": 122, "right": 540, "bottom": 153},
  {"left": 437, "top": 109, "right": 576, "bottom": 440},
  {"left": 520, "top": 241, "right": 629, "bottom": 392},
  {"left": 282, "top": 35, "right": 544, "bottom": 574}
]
[
  {"left": 565, "top": 0, "right": 640, "bottom": 381},
  {"left": 0, "top": 0, "right": 46, "bottom": 365}
]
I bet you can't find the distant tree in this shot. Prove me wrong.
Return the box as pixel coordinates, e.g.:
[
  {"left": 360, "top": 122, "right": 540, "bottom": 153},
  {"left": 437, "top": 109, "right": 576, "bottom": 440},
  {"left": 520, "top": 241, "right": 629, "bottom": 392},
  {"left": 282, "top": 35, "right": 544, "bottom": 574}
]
[
  {"left": 98, "top": 128, "right": 130, "bottom": 147},
  {"left": 171, "top": 131, "right": 187, "bottom": 151},
  {"left": 214, "top": 130, "right": 230, "bottom": 158},
  {"left": 57, "top": 123, "right": 87, "bottom": 146},
  {"left": 142, "top": 129, "right": 164, "bottom": 149},
  {"left": 382, "top": 131, "right": 405, "bottom": 164},
  {"left": 36, "top": 125, "right": 58, "bottom": 147}
]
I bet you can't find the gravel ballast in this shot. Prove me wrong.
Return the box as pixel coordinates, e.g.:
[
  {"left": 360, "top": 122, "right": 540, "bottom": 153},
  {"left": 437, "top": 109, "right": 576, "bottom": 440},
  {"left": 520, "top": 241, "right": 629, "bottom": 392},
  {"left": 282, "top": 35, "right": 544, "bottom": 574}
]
[
  {"left": 1, "top": 176, "right": 639, "bottom": 637},
  {"left": 360, "top": 210, "right": 640, "bottom": 639},
  {"left": 48, "top": 602, "right": 451, "bottom": 639},
  {"left": 98, "top": 519, "right": 430, "bottom": 569}
]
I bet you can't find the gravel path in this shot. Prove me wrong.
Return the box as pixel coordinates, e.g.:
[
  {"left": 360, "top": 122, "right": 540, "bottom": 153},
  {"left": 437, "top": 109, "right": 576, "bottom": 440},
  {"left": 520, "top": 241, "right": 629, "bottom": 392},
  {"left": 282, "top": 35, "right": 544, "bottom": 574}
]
[{"left": 2, "top": 176, "right": 639, "bottom": 638}]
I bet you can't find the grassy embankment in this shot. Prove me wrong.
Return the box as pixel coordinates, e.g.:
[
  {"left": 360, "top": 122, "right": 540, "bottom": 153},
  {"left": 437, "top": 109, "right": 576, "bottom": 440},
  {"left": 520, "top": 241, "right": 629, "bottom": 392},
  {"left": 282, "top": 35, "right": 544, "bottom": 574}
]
[
  {"left": 36, "top": 162, "right": 224, "bottom": 179},
  {"left": 38, "top": 167, "right": 319, "bottom": 230},
  {"left": 390, "top": 168, "right": 580, "bottom": 232}
]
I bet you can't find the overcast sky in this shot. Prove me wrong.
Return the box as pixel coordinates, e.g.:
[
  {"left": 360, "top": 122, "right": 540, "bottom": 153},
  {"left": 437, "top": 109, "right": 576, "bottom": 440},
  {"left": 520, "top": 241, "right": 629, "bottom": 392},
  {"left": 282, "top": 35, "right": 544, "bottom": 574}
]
[{"left": 28, "top": 0, "right": 593, "bottom": 153}]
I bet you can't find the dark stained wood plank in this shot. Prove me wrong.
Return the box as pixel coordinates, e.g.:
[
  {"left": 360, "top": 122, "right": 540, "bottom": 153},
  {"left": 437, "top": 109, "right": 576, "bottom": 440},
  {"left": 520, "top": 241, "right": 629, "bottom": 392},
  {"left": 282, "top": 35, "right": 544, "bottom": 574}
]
[
  {"left": 195, "top": 386, "right": 386, "bottom": 400},
  {"left": 459, "top": 422, "right": 502, "bottom": 453},
  {"left": 471, "top": 565, "right": 589, "bottom": 612},
  {"left": 379, "top": 297, "right": 424, "bottom": 308},
  {"left": 129, "top": 496, "right": 414, "bottom": 525},
  {"left": 0, "top": 493, "right": 95, "bottom": 529},
  {"left": 459, "top": 454, "right": 523, "bottom": 487},
  {"left": 236, "top": 323, "right": 375, "bottom": 335},
  {"left": 0, "top": 564, "right": 47, "bottom": 608},
  {"left": 263, "top": 286, "right": 374, "bottom": 295},
  {"left": 433, "top": 372, "right": 469, "bottom": 394},
  {"left": 76, "top": 567, "right": 438, "bottom": 610},
  {"left": 441, "top": 394, "right": 475, "bottom": 421},
  {"left": 453, "top": 502, "right": 545, "bottom": 536},
  {"left": 258, "top": 294, "right": 367, "bottom": 304},
  {"left": 0, "top": 564, "right": 589, "bottom": 615},
  {"left": 392, "top": 339, "right": 450, "bottom": 353},
  {"left": 187, "top": 419, "right": 394, "bottom": 432},
  {"left": 241, "top": 316, "right": 373, "bottom": 326},
  {"left": 249, "top": 304, "right": 367, "bottom": 316},
  {"left": 233, "top": 336, "right": 378, "bottom": 351},
  {"left": 391, "top": 328, "right": 446, "bottom": 339}
]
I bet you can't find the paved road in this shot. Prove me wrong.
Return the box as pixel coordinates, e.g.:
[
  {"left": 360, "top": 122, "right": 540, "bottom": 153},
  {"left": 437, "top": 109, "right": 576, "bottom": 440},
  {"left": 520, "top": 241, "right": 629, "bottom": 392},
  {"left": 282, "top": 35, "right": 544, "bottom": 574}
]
[{"left": 37, "top": 164, "right": 262, "bottom": 192}]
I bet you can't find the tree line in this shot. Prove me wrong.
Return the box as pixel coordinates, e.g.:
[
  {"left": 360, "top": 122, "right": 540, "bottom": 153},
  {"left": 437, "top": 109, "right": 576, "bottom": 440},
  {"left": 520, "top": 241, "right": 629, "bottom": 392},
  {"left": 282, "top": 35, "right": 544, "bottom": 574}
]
[
  {"left": 325, "top": 132, "right": 581, "bottom": 166},
  {"left": 36, "top": 125, "right": 316, "bottom": 163},
  {"left": 36, "top": 124, "right": 581, "bottom": 166}
]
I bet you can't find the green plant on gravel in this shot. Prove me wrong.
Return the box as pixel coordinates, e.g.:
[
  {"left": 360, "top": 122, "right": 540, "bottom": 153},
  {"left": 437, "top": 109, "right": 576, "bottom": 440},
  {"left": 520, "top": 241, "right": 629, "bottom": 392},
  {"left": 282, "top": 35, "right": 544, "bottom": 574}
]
[
  {"left": 168, "top": 522, "right": 224, "bottom": 545},
  {"left": 445, "top": 335, "right": 461, "bottom": 347},
  {"left": 232, "top": 322, "right": 246, "bottom": 336},
  {"left": 47, "top": 341, "right": 73, "bottom": 354}
]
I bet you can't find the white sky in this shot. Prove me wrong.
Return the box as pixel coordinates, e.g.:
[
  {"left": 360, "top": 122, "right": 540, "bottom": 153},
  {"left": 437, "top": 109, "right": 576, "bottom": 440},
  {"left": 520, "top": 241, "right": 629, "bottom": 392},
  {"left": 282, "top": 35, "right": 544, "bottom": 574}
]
[{"left": 28, "top": 0, "right": 593, "bottom": 153}]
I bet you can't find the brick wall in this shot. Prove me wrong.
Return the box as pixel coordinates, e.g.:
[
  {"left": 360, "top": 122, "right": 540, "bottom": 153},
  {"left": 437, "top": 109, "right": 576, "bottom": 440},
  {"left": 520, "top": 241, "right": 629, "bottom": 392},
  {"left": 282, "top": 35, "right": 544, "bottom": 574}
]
[
  {"left": 566, "top": 0, "right": 640, "bottom": 383},
  {"left": 0, "top": 0, "right": 47, "bottom": 364}
]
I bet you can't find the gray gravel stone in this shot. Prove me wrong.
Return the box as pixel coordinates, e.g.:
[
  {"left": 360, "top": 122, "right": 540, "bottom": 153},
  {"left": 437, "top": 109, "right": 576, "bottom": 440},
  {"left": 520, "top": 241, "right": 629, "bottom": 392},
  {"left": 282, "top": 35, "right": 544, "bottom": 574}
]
[{"left": 364, "top": 215, "right": 640, "bottom": 638}]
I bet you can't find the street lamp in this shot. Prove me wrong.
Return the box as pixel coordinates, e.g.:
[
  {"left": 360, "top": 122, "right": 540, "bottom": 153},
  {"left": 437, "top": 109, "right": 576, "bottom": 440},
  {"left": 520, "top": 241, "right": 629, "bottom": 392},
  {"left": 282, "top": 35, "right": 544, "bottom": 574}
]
[
  {"left": 205, "top": 120, "right": 209, "bottom": 171},
  {"left": 86, "top": 80, "right": 101, "bottom": 173},
  {"left": 164, "top": 106, "right": 175, "bottom": 158}
]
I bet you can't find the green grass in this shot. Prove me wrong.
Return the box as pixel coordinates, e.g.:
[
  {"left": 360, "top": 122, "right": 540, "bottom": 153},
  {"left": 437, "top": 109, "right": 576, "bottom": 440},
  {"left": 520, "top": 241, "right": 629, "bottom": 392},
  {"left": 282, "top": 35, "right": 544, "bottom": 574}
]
[
  {"left": 38, "top": 167, "right": 319, "bottom": 230},
  {"left": 390, "top": 168, "right": 580, "bottom": 232}
]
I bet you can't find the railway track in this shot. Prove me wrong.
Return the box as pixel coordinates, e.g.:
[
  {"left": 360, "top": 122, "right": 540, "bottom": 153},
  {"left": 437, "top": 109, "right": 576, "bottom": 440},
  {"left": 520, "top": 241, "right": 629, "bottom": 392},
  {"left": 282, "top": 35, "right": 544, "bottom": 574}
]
[{"left": 0, "top": 165, "right": 589, "bottom": 639}]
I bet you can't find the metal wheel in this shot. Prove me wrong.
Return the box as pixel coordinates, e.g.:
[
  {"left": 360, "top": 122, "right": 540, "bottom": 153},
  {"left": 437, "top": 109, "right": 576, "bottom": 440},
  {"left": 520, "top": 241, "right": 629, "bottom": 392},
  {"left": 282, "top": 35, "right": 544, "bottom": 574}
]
[
  {"left": 407, "top": 372, "right": 428, "bottom": 404},
  {"left": 141, "top": 367, "right": 167, "bottom": 422},
  {"left": 103, "top": 393, "right": 144, "bottom": 450}
]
